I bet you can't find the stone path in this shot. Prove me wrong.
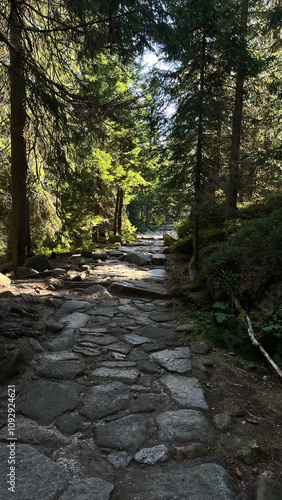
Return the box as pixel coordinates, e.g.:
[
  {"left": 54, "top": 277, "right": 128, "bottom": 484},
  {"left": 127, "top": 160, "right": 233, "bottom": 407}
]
[{"left": 0, "top": 233, "right": 278, "bottom": 499}]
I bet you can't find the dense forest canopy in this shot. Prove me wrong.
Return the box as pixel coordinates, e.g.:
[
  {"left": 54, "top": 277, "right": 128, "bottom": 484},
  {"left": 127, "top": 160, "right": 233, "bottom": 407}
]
[{"left": 0, "top": 0, "right": 281, "bottom": 273}]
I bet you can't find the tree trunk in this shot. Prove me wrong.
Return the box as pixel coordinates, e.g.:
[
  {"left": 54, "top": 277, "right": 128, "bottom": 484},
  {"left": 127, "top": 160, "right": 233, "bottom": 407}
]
[
  {"left": 117, "top": 187, "right": 123, "bottom": 235},
  {"left": 190, "top": 21, "right": 206, "bottom": 276},
  {"left": 113, "top": 187, "right": 120, "bottom": 236},
  {"left": 226, "top": 0, "right": 249, "bottom": 216},
  {"left": 9, "top": 1, "right": 29, "bottom": 271}
]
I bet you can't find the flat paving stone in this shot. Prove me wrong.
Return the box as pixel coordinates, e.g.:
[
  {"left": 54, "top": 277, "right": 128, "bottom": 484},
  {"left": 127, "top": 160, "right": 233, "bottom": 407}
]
[
  {"left": 122, "top": 333, "right": 151, "bottom": 346},
  {"left": 148, "top": 312, "right": 175, "bottom": 322},
  {"left": 106, "top": 342, "right": 131, "bottom": 354},
  {"left": 0, "top": 444, "right": 70, "bottom": 500},
  {"left": 48, "top": 329, "right": 75, "bottom": 352},
  {"left": 58, "top": 478, "right": 114, "bottom": 500},
  {"left": 77, "top": 334, "right": 116, "bottom": 345},
  {"left": 94, "top": 414, "right": 147, "bottom": 452},
  {"left": 157, "top": 409, "right": 215, "bottom": 444},
  {"left": 143, "top": 326, "right": 176, "bottom": 343},
  {"left": 90, "top": 367, "right": 139, "bottom": 384},
  {"left": 151, "top": 347, "right": 191, "bottom": 373},
  {"left": 130, "top": 393, "right": 161, "bottom": 413},
  {"left": 161, "top": 374, "right": 209, "bottom": 410},
  {"left": 17, "top": 380, "right": 82, "bottom": 424},
  {"left": 34, "top": 360, "right": 85, "bottom": 380},
  {"left": 80, "top": 382, "right": 131, "bottom": 420},
  {"left": 114, "top": 463, "right": 238, "bottom": 500},
  {"left": 89, "top": 307, "right": 115, "bottom": 317},
  {"left": 112, "top": 280, "right": 170, "bottom": 298},
  {"left": 0, "top": 417, "right": 68, "bottom": 448},
  {"left": 61, "top": 300, "right": 92, "bottom": 312},
  {"left": 60, "top": 312, "right": 89, "bottom": 328}
]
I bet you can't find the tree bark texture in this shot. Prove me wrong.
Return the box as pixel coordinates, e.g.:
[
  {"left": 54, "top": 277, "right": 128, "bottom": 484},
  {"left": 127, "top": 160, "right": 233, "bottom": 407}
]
[{"left": 9, "top": 1, "right": 29, "bottom": 271}]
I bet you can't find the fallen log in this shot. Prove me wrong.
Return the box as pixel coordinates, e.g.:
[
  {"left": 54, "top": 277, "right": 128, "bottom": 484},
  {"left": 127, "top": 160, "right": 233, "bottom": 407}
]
[{"left": 234, "top": 299, "right": 282, "bottom": 380}]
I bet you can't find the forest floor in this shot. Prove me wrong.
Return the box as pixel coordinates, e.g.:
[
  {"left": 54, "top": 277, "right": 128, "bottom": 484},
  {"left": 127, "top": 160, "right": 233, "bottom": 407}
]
[{"left": 0, "top": 242, "right": 282, "bottom": 499}]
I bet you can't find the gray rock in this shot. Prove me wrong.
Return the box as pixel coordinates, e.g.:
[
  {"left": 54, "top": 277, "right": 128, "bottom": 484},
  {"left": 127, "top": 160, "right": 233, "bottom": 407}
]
[
  {"left": 89, "top": 307, "right": 115, "bottom": 317},
  {"left": 90, "top": 367, "right": 139, "bottom": 384},
  {"left": 148, "top": 312, "right": 174, "bottom": 322},
  {"left": 114, "top": 463, "right": 238, "bottom": 500},
  {"left": 190, "top": 341, "right": 209, "bottom": 354},
  {"left": 80, "top": 383, "right": 131, "bottom": 420},
  {"left": 34, "top": 360, "right": 85, "bottom": 380},
  {"left": 17, "top": 380, "right": 82, "bottom": 424},
  {"left": 0, "top": 444, "right": 70, "bottom": 500},
  {"left": 0, "top": 272, "right": 11, "bottom": 285},
  {"left": 256, "top": 471, "right": 282, "bottom": 500},
  {"left": 107, "top": 451, "right": 132, "bottom": 469},
  {"left": 28, "top": 338, "right": 44, "bottom": 352},
  {"left": 143, "top": 326, "right": 176, "bottom": 343},
  {"left": 106, "top": 342, "right": 131, "bottom": 354},
  {"left": 55, "top": 414, "right": 82, "bottom": 434},
  {"left": 60, "top": 312, "right": 89, "bottom": 328},
  {"left": 48, "top": 329, "right": 75, "bottom": 352},
  {"left": 58, "top": 478, "right": 114, "bottom": 500},
  {"left": 135, "top": 444, "right": 169, "bottom": 465},
  {"left": 112, "top": 280, "right": 170, "bottom": 298},
  {"left": 214, "top": 412, "right": 236, "bottom": 430},
  {"left": 17, "top": 267, "right": 39, "bottom": 278},
  {"left": 122, "top": 252, "right": 151, "bottom": 266},
  {"left": 151, "top": 254, "right": 167, "bottom": 265},
  {"left": 151, "top": 347, "right": 191, "bottom": 373},
  {"left": 44, "top": 297, "right": 64, "bottom": 309},
  {"left": 0, "top": 417, "right": 68, "bottom": 448},
  {"left": 122, "top": 333, "right": 151, "bottom": 345},
  {"left": 161, "top": 374, "right": 209, "bottom": 410},
  {"left": 175, "top": 323, "right": 197, "bottom": 332},
  {"left": 94, "top": 414, "right": 147, "bottom": 452},
  {"left": 0, "top": 343, "right": 26, "bottom": 382},
  {"left": 84, "top": 285, "right": 113, "bottom": 300},
  {"left": 61, "top": 300, "right": 92, "bottom": 312},
  {"left": 45, "top": 320, "right": 63, "bottom": 333},
  {"left": 157, "top": 410, "right": 215, "bottom": 445},
  {"left": 131, "top": 393, "right": 161, "bottom": 413},
  {"left": 139, "top": 359, "right": 162, "bottom": 374},
  {"left": 24, "top": 253, "right": 51, "bottom": 272}
]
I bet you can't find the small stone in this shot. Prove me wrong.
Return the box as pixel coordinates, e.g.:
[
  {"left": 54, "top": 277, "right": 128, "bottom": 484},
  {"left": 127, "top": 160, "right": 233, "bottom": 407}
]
[
  {"left": 55, "top": 414, "right": 82, "bottom": 434},
  {"left": 61, "top": 300, "right": 92, "bottom": 312},
  {"left": 190, "top": 341, "right": 209, "bottom": 354},
  {"left": 48, "top": 329, "right": 75, "bottom": 352},
  {"left": 161, "top": 374, "right": 209, "bottom": 410},
  {"left": 45, "top": 320, "right": 63, "bottom": 333},
  {"left": 157, "top": 410, "right": 215, "bottom": 445},
  {"left": 139, "top": 359, "right": 162, "bottom": 374},
  {"left": 171, "top": 443, "right": 208, "bottom": 462},
  {"left": 148, "top": 312, "right": 174, "bottom": 322},
  {"left": 28, "top": 338, "right": 44, "bottom": 352},
  {"left": 134, "top": 444, "right": 169, "bottom": 465},
  {"left": 214, "top": 413, "right": 236, "bottom": 430},
  {"left": 131, "top": 393, "right": 161, "bottom": 413},
  {"left": 44, "top": 297, "right": 64, "bottom": 309},
  {"left": 151, "top": 254, "right": 167, "bottom": 265},
  {"left": 175, "top": 323, "right": 197, "bottom": 332},
  {"left": 107, "top": 451, "right": 132, "bottom": 469}
]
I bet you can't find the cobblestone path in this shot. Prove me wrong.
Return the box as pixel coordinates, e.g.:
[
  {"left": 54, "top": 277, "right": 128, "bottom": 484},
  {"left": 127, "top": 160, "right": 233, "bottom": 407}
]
[{"left": 0, "top": 234, "right": 241, "bottom": 499}]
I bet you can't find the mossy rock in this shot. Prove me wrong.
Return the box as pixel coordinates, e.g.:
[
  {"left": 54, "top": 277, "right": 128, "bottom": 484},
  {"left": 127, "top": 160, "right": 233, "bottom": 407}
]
[
  {"left": 220, "top": 435, "right": 267, "bottom": 465},
  {"left": 170, "top": 235, "right": 193, "bottom": 255},
  {"left": 108, "top": 235, "right": 126, "bottom": 245}
]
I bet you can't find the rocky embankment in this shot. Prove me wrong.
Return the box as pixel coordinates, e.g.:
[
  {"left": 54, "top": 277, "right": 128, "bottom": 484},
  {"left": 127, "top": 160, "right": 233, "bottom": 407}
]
[{"left": 0, "top": 232, "right": 281, "bottom": 499}]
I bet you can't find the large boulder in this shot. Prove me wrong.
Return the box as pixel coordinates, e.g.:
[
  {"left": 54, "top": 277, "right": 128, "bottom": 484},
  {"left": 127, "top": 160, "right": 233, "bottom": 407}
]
[
  {"left": 108, "top": 235, "right": 126, "bottom": 245},
  {"left": 163, "top": 232, "right": 178, "bottom": 246},
  {"left": 23, "top": 254, "right": 51, "bottom": 272}
]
